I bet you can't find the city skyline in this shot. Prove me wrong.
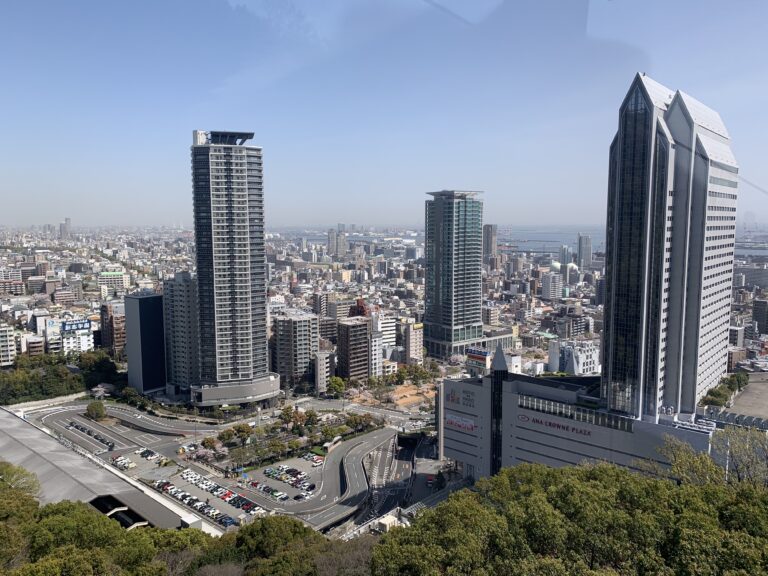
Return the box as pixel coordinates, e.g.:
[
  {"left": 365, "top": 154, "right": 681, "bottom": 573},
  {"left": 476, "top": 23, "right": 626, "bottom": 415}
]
[{"left": 2, "top": 1, "right": 767, "bottom": 227}]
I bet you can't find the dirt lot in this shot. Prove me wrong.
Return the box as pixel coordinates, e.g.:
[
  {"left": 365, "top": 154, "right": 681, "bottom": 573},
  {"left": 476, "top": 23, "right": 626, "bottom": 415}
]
[{"left": 356, "top": 383, "right": 436, "bottom": 409}]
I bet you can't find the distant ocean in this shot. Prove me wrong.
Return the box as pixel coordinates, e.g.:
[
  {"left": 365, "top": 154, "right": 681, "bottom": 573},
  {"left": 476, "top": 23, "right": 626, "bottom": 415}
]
[{"left": 498, "top": 225, "right": 606, "bottom": 255}]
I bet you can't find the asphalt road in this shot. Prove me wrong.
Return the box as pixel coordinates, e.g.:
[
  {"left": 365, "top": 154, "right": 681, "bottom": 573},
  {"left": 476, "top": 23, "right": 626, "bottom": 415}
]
[
  {"left": 31, "top": 403, "right": 400, "bottom": 531},
  {"left": 297, "top": 427, "right": 397, "bottom": 530}
]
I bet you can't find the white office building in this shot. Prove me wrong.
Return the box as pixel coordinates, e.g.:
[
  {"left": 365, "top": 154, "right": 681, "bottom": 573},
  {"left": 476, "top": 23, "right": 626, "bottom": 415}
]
[
  {"left": 602, "top": 74, "right": 738, "bottom": 419},
  {"left": 60, "top": 319, "right": 95, "bottom": 355},
  {"left": 548, "top": 340, "right": 601, "bottom": 376},
  {"left": 372, "top": 312, "right": 397, "bottom": 348},
  {"left": 439, "top": 347, "right": 713, "bottom": 480}
]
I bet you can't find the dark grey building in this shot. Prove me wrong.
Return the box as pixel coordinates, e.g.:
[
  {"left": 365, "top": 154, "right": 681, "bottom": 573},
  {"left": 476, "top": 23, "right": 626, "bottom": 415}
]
[
  {"left": 602, "top": 74, "right": 737, "bottom": 420},
  {"left": 482, "top": 223, "right": 498, "bottom": 260},
  {"left": 191, "top": 130, "right": 279, "bottom": 406},
  {"left": 163, "top": 271, "right": 199, "bottom": 397},
  {"left": 753, "top": 300, "right": 768, "bottom": 336},
  {"left": 577, "top": 233, "right": 592, "bottom": 270},
  {"left": 337, "top": 316, "right": 371, "bottom": 382},
  {"left": 424, "top": 190, "right": 484, "bottom": 359},
  {"left": 125, "top": 293, "right": 166, "bottom": 394}
]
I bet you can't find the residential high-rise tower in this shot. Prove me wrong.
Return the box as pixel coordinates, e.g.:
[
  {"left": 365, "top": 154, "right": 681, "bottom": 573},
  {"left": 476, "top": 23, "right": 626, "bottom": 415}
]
[
  {"left": 191, "top": 130, "right": 279, "bottom": 406},
  {"left": 424, "top": 190, "right": 483, "bottom": 359}
]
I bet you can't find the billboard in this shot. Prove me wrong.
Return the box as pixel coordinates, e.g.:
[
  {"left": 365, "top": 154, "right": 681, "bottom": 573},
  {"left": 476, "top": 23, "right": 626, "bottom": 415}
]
[
  {"left": 62, "top": 319, "right": 91, "bottom": 332},
  {"left": 445, "top": 412, "right": 477, "bottom": 433}
]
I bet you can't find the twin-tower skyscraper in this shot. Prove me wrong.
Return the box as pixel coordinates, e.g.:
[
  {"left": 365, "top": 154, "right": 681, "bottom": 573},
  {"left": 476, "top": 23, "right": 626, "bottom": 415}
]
[{"left": 602, "top": 74, "right": 738, "bottom": 421}]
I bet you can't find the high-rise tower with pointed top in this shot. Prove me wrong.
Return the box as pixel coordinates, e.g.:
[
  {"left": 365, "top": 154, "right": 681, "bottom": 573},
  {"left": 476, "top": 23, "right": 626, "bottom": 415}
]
[{"left": 602, "top": 74, "right": 738, "bottom": 420}]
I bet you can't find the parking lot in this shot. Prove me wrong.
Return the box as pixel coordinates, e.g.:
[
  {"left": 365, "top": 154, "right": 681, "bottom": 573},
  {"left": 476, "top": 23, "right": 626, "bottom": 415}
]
[
  {"left": 151, "top": 468, "right": 268, "bottom": 529},
  {"left": 237, "top": 453, "right": 325, "bottom": 506}
]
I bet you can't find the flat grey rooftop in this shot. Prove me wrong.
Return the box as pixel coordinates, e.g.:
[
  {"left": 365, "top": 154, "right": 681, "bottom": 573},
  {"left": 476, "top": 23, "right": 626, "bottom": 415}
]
[
  {"left": 727, "top": 375, "right": 768, "bottom": 419},
  {"left": 0, "top": 408, "right": 181, "bottom": 528}
]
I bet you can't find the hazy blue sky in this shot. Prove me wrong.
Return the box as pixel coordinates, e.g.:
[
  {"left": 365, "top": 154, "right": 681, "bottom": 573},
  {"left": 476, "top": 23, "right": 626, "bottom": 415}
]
[{"left": 1, "top": 0, "right": 766, "bottom": 228}]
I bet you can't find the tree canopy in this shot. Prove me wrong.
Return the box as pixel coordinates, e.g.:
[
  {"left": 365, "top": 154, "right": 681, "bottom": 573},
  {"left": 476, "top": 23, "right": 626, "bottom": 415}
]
[
  {"left": 7, "top": 442, "right": 768, "bottom": 575},
  {"left": 372, "top": 462, "right": 768, "bottom": 576},
  {"left": 85, "top": 400, "right": 106, "bottom": 421}
]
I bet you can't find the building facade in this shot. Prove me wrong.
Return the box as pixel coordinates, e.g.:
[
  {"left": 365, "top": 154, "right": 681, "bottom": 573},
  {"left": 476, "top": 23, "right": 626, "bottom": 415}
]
[
  {"left": 125, "top": 293, "right": 166, "bottom": 395},
  {"left": 577, "top": 233, "right": 592, "bottom": 270},
  {"left": 540, "top": 272, "right": 563, "bottom": 301},
  {"left": 269, "top": 309, "right": 319, "bottom": 389},
  {"left": 399, "top": 318, "right": 424, "bottom": 366},
  {"left": 0, "top": 324, "right": 16, "bottom": 367},
  {"left": 60, "top": 319, "right": 94, "bottom": 355},
  {"left": 482, "top": 223, "right": 498, "bottom": 260},
  {"left": 424, "top": 190, "right": 484, "bottom": 359},
  {"left": 163, "top": 272, "right": 199, "bottom": 397},
  {"left": 602, "top": 74, "right": 738, "bottom": 419},
  {"left": 191, "top": 130, "right": 279, "bottom": 406},
  {"left": 100, "top": 302, "right": 126, "bottom": 358},
  {"left": 548, "top": 339, "right": 601, "bottom": 376},
  {"left": 440, "top": 348, "right": 713, "bottom": 480},
  {"left": 753, "top": 300, "right": 768, "bottom": 335},
  {"left": 337, "top": 316, "right": 371, "bottom": 382}
]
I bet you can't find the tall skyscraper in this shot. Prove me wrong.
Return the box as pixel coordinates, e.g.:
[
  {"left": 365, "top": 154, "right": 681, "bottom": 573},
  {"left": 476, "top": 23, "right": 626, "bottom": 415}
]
[
  {"left": 125, "top": 293, "right": 166, "bottom": 395},
  {"left": 59, "top": 217, "right": 71, "bottom": 240},
  {"left": 602, "top": 74, "right": 737, "bottom": 419},
  {"left": 191, "top": 130, "right": 279, "bottom": 406},
  {"left": 163, "top": 271, "right": 199, "bottom": 397},
  {"left": 424, "top": 190, "right": 483, "bottom": 359},
  {"left": 577, "top": 233, "right": 592, "bottom": 270},
  {"left": 483, "top": 224, "right": 498, "bottom": 260},
  {"left": 327, "top": 228, "right": 337, "bottom": 256},
  {"left": 559, "top": 244, "right": 572, "bottom": 266}
]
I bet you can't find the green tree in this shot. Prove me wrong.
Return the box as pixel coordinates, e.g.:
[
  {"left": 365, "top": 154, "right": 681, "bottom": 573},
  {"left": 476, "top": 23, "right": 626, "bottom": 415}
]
[
  {"left": 328, "top": 376, "right": 345, "bottom": 397},
  {"left": 217, "top": 428, "right": 236, "bottom": 445},
  {"left": 85, "top": 400, "right": 106, "bottom": 421},
  {"left": 0, "top": 459, "right": 40, "bottom": 498},
  {"left": 304, "top": 409, "right": 319, "bottom": 427},
  {"left": 268, "top": 439, "right": 286, "bottom": 459},
  {"left": 233, "top": 423, "right": 252, "bottom": 446},
  {"left": 279, "top": 405, "right": 294, "bottom": 424},
  {"left": 201, "top": 436, "right": 217, "bottom": 450},
  {"left": 287, "top": 439, "right": 301, "bottom": 455}
]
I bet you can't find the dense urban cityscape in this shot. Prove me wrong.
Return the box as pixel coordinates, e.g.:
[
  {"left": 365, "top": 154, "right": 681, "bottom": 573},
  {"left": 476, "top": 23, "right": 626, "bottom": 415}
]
[{"left": 3, "top": 2, "right": 768, "bottom": 575}]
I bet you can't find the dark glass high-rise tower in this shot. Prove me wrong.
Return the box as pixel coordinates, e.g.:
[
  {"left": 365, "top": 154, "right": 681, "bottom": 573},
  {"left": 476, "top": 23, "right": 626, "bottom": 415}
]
[
  {"left": 190, "top": 130, "right": 279, "bottom": 406},
  {"left": 424, "top": 190, "right": 484, "bottom": 359},
  {"left": 602, "top": 75, "right": 737, "bottom": 420}
]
